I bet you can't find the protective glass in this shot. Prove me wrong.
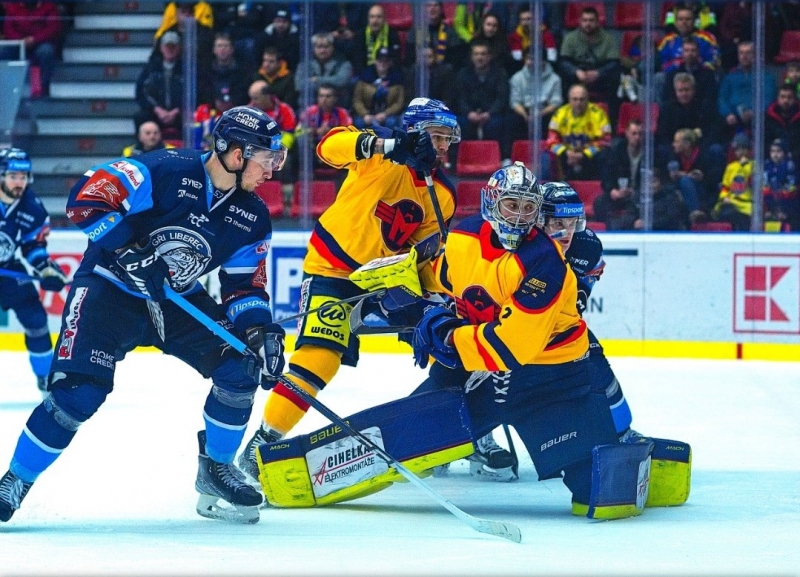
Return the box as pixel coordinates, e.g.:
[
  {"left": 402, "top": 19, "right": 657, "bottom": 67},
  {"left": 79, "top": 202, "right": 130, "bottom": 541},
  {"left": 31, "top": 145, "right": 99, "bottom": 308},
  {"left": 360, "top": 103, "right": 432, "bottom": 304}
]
[{"left": 245, "top": 144, "right": 287, "bottom": 171}]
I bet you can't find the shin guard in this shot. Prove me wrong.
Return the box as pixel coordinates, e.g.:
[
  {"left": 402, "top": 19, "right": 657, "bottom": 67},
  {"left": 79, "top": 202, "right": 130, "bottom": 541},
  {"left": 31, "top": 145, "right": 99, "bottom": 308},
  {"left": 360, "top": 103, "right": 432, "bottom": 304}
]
[{"left": 646, "top": 438, "right": 692, "bottom": 507}]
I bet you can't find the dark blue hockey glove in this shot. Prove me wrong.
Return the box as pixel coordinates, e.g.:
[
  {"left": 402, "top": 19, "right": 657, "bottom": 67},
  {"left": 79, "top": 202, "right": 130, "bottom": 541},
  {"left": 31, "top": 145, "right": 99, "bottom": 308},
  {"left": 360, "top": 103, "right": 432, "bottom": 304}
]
[
  {"left": 31, "top": 257, "right": 67, "bottom": 292},
  {"left": 114, "top": 238, "right": 170, "bottom": 302},
  {"left": 412, "top": 305, "right": 466, "bottom": 369},
  {"left": 384, "top": 129, "right": 436, "bottom": 173},
  {"left": 245, "top": 323, "right": 286, "bottom": 386}
]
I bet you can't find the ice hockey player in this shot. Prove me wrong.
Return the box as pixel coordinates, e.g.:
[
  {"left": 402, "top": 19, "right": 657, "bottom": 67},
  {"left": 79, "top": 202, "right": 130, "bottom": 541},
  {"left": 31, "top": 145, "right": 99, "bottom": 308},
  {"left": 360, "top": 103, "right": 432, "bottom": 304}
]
[
  {"left": 0, "top": 106, "right": 288, "bottom": 524},
  {"left": 0, "top": 147, "right": 67, "bottom": 396},
  {"left": 238, "top": 97, "right": 477, "bottom": 476},
  {"left": 537, "top": 180, "right": 691, "bottom": 507},
  {"left": 255, "top": 163, "right": 655, "bottom": 519}
]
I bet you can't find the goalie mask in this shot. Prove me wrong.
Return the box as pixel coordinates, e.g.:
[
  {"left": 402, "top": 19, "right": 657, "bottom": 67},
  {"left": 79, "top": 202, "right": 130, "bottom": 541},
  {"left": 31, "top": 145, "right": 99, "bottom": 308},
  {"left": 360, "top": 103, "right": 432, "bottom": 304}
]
[
  {"left": 481, "top": 162, "right": 541, "bottom": 250},
  {"left": 539, "top": 181, "right": 587, "bottom": 247},
  {"left": 212, "top": 106, "right": 287, "bottom": 173},
  {"left": 0, "top": 147, "right": 32, "bottom": 199},
  {"left": 402, "top": 98, "right": 461, "bottom": 144}
]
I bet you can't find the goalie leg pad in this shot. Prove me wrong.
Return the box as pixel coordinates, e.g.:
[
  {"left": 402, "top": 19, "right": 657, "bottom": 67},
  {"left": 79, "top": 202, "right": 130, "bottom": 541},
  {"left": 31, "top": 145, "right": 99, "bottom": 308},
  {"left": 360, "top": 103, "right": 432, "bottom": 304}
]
[
  {"left": 571, "top": 441, "right": 654, "bottom": 520},
  {"left": 646, "top": 438, "right": 692, "bottom": 507},
  {"left": 257, "top": 388, "right": 474, "bottom": 507}
]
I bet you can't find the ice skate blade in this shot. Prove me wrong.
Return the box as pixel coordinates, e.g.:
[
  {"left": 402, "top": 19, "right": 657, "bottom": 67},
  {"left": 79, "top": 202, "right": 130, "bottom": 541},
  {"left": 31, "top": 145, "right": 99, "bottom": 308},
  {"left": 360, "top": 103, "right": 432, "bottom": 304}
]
[
  {"left": 468, "top": 460, "right": 519, "bottom": 482},
  {"left": 196, "top": 494, "right": 260, "bottom": 524}
]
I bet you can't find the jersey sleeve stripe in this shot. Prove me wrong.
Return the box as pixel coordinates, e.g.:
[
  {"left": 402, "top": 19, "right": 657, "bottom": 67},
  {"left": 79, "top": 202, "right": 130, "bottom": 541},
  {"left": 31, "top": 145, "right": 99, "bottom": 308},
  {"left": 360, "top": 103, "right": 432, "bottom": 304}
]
[
  {"left": 544, "top": 320, "right": 587, "bottom": 352},
  {"left": 471, "top": 326, "right": 501, "bottom": 371},
  {"left": 482, "top": 323, "right": 522, "bottom": 371},
  {"left": 310, "top": 222, "right": 362, "bottom": 273}
]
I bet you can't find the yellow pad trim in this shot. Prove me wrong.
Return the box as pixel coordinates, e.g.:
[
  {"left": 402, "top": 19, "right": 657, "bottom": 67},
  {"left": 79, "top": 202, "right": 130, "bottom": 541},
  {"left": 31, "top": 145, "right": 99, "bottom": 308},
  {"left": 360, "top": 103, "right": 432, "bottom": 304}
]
[
  {"left": 646, "top": 451, "right": 692, "bottom": 508},
  {"left": 349, "top": 247, "right": 423, "bottom": 296},
  {"left": 572, "top": 502, "right": 644, "bottom": 520}
]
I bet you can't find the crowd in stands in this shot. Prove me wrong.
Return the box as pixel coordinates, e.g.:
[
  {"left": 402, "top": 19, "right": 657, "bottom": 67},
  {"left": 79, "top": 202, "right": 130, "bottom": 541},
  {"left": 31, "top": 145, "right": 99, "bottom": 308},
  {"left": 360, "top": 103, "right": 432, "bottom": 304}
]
[{"left": 2, "top": 1, "right": 800, "bottom": 231}]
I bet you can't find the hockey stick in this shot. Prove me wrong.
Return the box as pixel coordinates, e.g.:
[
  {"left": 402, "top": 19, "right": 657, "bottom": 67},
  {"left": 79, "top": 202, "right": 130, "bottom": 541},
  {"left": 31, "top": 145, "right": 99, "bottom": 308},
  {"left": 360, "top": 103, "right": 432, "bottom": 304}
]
[
  {"left": 164, "top": 286, "right": 522, "bottom": 543},
  {"left": 0, "top": 267, "right": 72, "bottom": 286},
  {"left": 424, "top": 172, "right": 448, "bottom": 243},
  {"left": 275, "top": 290, "right": 384, "bottom": 326},
  {"left": 502, "top": 424, "right": 520, "bottom": 479}
]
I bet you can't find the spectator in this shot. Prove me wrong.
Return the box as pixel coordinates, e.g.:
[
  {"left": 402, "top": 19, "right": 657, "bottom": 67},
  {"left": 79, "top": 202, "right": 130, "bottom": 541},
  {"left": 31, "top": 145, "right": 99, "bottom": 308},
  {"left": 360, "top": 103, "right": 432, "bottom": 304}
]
[
  {"left": 299, "top": 83, "right": 353, "bottom": 147},
  {"left": 135, "top": 31, "right": 185, "bottom": 139},
  {"left": 351, "top": 47, "right": 405, "bottom": 131},
  {"left": 256, "top": 8, "right": 300, "bottom": 73},
  {"left": 782, "top": 62, "right": 800, "bottom": 99},
  {"left": 646, "top": 165, "right": 690, "bottom": 231},
  {"left": 547, "top": 83, "right": 611, "bottom": 180},
  {"left": 658, "top": 6, "right": 719, "bottom": 73},
  {"left": 558, "top": 6, "right": 620, "bottom": 109},
  {"left": 454, "top": 39, "right": 510, "bottom": 159},
  {"left": 712, "top": 132, "right": 753, "bottom": 231},
  {"left": 764, "top": 85, "right": 800, "bottom": 161},
  {"left": 153, "top": 2, "right": 214, "bottom": 74},
  {"left": 656, "top": 72, "right": 723, "bottom": 155},
  {"left": 452, "top": 2, "right": 493, "bottom": 43},
  {"left": 473, "top": 13, "right": 513, "bottom": 75},
  {"left": 210, "top": 2, "right": 271, "bottom": 74},
  {"left": 665, "top": 127, "right": 724, "bottom": 222},
  {"left": 248, "top": 80, "right": 298, "bottom": 214},
  {"left": 200, "top": 32, "right": 249, "bottom": 113},
  {"left": 252, "top": 46, "right": 298, "bottom": 110},
  {"left": 718, "top": 1, "right": 752, "bottom": 71},
  {"left": 507, "top": 5, "right": 557, "bottom": 75},
  {"left": 350, "top": 4, "right": 402, "bottom": 75},
  {"left": 763, "top": 138, "right": 799, "bottom": 231},
  {"left": 0, "top": 1, "right": 63, "bottom": 97},
  {"left": 663, "top": 2, "right": 719, "bottom": 36},
  {"left": 294, "top": 32, "right": 354, "bottom": 109},
  {"left": 122, "top": 121, "right": 174, "bottom": 157},
  {"left": 663, "top": 37, "right": 718, "bottom": 107},
  {"left": 312, "top": 2, "right": 368, "bottom": 62},
  {"left": 406, "top": 1, "right": 464, "bottom": 67},
  {"left": 594, "top": 119, "right": 644, "bottom": 229},
  {"left": 509, "top": 50, "right": 562, "bottom": 141},
  {"left": 406, "top": 46, "right": 457, "bottom": 111},
  {"left": 718, "top": 41, "right": 777, "bottom": 141}
]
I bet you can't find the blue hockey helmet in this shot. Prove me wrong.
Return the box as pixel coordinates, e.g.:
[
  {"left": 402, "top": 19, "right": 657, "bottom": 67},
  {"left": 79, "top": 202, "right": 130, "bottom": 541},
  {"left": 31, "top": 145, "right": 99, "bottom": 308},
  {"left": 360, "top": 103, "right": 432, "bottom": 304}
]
[
  {"left": 211, "top": 106, "right": 287, "bottom": 171},
  {"left": 538, "top": 181, "right": 587, "bottom": 238},
  {"left": 0, "top": 147, "right": 33, "bottom": 196},
  {"left": 481, "top": 161, "right": 541, "bottom": 250},
  {"left": 402, "top": 97, "right": 461, "bottom": 143}
]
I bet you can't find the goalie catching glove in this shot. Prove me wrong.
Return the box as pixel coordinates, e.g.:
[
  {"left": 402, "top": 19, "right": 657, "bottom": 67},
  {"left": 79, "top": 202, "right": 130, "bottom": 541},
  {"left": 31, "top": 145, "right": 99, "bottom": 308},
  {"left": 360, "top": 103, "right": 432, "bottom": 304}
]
[
  {"left": 244, "top": 323, "right": 286, "bottom": 386},
  {"left": 30, "top": 256, "right": 68, "bottom": 292}
]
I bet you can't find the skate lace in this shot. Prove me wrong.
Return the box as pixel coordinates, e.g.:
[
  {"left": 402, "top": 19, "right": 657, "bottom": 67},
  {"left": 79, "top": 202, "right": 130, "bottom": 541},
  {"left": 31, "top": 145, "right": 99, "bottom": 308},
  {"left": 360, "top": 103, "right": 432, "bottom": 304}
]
[
  {"left": 476, "top": 435, "right": 503, "bottom": 455},
  {"left": 0, "top": 473, "right": 28, "bottom": 509},
  {"left": 215, "top": 462, "right": 244, "bottom": 490}
]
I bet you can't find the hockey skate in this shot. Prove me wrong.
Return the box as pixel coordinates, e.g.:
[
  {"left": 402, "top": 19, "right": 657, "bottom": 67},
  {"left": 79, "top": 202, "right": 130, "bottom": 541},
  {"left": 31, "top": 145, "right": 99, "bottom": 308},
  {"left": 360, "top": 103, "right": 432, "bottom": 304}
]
[
  {"left": 0, "top": 470, "right": 33, "bottom": 522},
  {"left": 467, "top": 433, "right": 519, "bottom": 482},
  {"left": 195, "top": 430, "right": 263, "bottom": 524},
  {"left": 237, "top": 426, "right": 282, "bottom": 482},
  {"left": 619, "top": 428, "right": 647, "bottom": 443}
]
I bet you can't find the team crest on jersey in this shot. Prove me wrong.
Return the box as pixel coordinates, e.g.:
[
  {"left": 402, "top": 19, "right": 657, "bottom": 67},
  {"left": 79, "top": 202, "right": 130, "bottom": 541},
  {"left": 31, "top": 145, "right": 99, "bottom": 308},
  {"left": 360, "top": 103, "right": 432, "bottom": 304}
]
[
  {"left": 76, "top": 171, "right": 128, "bottom": 207},
  {"left": 456, "top": 286, "right": 500, "bottom": 324},
  {"left": 374, "top": 199, "right": 423, "bottom": 252},
  {"left": 149, "top": 226, "right": 212, "bottom": 290},
  {"left": 251, "top": 259, "right": 267, "bottom": 289},
  {"left": 0, "top": 232, "right": 16, "bottom": 262}
]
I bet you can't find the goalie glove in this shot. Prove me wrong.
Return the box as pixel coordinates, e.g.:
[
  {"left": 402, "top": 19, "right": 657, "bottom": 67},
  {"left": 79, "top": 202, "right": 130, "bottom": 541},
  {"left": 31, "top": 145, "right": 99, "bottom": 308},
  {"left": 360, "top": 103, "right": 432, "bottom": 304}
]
[
  {"left": 114, "top": 238, "right": 171, "bottom": 302},
  {"left": 244, "top": 323, "right": 286, "bottom": 386},
  {"left": 31, "top": 256, "right": 68, "bottom": 292},
  {"left": 350, "top": 246, "right": 423, "bottom": 297},
  {"left": 412, "top": 305, "right": 467, "bottom": 369}
]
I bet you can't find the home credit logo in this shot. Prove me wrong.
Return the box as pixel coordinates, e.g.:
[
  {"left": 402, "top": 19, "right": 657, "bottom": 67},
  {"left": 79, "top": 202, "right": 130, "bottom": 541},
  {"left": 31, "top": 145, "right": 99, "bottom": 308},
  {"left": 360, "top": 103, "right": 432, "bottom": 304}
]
[{"left": 733, "top": 253, "right": 800, "bottom": 334}]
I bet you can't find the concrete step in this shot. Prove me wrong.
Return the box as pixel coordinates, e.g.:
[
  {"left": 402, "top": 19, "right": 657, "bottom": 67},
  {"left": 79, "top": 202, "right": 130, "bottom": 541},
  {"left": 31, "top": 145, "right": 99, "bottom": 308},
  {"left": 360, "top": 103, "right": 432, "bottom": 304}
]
[
  {"left": 31, "top": 156, "right": 114, "bottom": 175},
  {"left": 74, "top": 2, "right": 164, "bottom": 16},
  {"left": 35, "top": 117, "right": 135, "bottom": 136},
  {"left": 16, "top": 135, "right": 133, "bottom": 156},
  {"left": 53, "top": 63, "right": 142, "bottom": 83},
  {"left": 63, "top": 46, "right": 151, "bottom": 64},
  {"left": 50, "top": 81, "right": 135, "bottom": 100},
  {"left": 27, "top": 98, "right": 139, "bottom": 119},
  {"left": 65, "top": 29, "right": 155, "bottom": 48},
  {"left": 73, "top": 14, "right": 163, "bottom": 31}
]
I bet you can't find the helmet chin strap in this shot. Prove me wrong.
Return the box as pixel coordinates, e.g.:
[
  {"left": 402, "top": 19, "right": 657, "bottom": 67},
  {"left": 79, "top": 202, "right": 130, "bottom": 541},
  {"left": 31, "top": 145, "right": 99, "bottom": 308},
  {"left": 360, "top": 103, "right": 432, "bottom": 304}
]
[{"left": 218, "top": 150, "right": 247, "bottom": 189}]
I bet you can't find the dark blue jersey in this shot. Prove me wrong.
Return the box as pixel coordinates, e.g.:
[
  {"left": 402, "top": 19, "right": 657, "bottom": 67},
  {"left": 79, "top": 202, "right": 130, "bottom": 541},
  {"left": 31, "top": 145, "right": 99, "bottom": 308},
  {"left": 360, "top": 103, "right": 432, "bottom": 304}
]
[
  {"left": 564, "top": 228, "right": 605, "bottom": 315},
  {"left": 0, "top": 186, "right": 53, "bottom": 268},
  {"left": 67, "top": 148, "right": 274, "bottom": 331}
]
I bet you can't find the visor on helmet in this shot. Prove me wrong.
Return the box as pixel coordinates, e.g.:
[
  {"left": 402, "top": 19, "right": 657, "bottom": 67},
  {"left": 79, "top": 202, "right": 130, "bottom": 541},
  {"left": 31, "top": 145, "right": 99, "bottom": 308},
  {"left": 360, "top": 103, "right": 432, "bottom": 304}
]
[{"left": 244, "top": 143, "right": 287, "bottom": 171}]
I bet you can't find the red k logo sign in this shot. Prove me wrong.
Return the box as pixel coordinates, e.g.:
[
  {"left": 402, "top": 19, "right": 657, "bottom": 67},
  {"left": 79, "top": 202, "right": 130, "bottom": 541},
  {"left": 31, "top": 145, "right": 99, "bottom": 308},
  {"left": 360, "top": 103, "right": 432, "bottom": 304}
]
[{"left": 734, "top": 254, "right": 800, "bottom": 334}]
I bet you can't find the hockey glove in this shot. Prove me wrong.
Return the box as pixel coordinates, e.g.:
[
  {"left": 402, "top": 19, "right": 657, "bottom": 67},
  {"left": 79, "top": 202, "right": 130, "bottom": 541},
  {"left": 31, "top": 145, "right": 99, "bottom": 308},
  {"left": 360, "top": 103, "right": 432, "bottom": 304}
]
[
  {"left": 350, "top": 247, "right": 423, "bottom": 298},
  {"left": 114, "top": 238, "right": 170, "bottom": 302},
  {"left": 384, "top": 130, "right": 436, "bottom": 173},
  {"left": 245, "top": 323, "right": 286, "bottom": 386},
  {"left": 412, "top": 305, "right": 467, "bottom": 369},
  {"left": 31, "top": 257, "right": 68, "bottom": 292}
]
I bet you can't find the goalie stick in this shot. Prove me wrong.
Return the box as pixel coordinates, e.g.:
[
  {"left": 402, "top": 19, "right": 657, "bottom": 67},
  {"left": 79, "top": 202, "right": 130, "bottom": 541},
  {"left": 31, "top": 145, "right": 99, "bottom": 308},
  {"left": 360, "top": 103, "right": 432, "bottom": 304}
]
[{"left": 163, "top": 284, "right": 522, "bottom": 543}]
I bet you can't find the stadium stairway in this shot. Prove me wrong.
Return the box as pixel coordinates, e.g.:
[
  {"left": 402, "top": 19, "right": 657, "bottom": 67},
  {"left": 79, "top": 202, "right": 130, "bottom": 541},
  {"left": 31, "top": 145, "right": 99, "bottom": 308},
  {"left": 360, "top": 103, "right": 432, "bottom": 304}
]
[{"left": 13, "top": 2, "right": 163, "bottom": 225}]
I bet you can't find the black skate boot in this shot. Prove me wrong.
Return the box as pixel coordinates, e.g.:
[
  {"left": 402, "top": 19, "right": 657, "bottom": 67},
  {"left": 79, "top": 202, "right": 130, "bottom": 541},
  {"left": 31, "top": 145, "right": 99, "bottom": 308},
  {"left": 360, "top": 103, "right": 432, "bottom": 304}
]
[
  {"left": 237, "top": 426, "right": 282, "bottom": 481},
  {"left": 468, "top": 432, "right": 519, "bottom": 482},
  {"left": 0, "top": 470, "right": 33, "bottom": 522},
  {"left": 195, "top": 430, "right": 263, "bottom": 524}
]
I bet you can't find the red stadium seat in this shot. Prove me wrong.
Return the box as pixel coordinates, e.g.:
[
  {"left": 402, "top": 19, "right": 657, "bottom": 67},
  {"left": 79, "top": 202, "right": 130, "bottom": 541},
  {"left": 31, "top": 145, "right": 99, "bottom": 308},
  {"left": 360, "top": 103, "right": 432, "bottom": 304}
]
[
  {"left": 565, "top": 3, "right": 606, "bottom": 28},
  {"left": 614, "top": 3, "right": 644, "bottom": 29},
  {"left": 454, "top": 180, "right": 485, "bottom": 218},
  {"left": 567, "top": 180, "right": 602, "bottom": 219},
  {"left": 253, "top": 180, "right": 284, "bottom": 218},
  {"left": 616, "top": 102, "right": 659, "bottom": 135},
  {"left": 586, "top": 221, "right": 606, "bottom": 231},
  {"left": 691, "top": 221, "right": 733, "bottom": 232},
  {"left": 381, "top": 3, "right": 412, "bottom": 30},
  {"left": 290, "top": 180, "right": 337, "bottom": 218},
  {"left": 442, "top": 2, "right": 457, "bottom": 25},
  {"left": 456, "top": 140, "right": 501, "bottom": 177},
  {"left": 510, "top": 140, "right": 548, "bottom": 164},
  {"left": 774, "top": 31, "right": 800, "bottom": 64}
]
